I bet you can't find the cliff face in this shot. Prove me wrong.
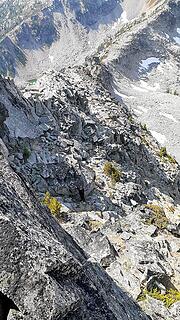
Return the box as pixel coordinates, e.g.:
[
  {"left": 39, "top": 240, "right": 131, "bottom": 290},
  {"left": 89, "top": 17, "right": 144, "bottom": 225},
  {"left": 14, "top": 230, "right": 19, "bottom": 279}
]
[
  {"left": 0, "top": 1, "right": 180, "bottom": 319},
  {"left": 0, "top": 146, "right": 151, "bottom": 320},
  {"left": 0, "top": 58, "right": 179, "bottom": 319}
]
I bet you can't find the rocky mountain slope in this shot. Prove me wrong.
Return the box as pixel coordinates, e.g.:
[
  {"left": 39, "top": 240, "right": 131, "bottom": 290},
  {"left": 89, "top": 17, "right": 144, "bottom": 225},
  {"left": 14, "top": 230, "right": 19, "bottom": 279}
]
[
  {"left": 0, "top": 1, "right": 180, "bottom": 320},
  {"left": 0, "top": 57, "right": 179, "bottom": 319},
  {"left": 99, "top": 0, "right": 180, "bottom": 163},
  {"left": 0, "top": 142, "right": 151, "bottom": 320},
  {"left": 0, "top": 0, "right": 160, "bottom": 80}
]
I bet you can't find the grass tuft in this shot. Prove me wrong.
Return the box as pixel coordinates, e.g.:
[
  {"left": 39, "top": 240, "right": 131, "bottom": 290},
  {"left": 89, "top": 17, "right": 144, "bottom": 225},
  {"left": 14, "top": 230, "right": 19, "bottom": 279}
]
[
  {"left": 138, "top": 288, "right": 180, "bottom": 308},
  {"left": 103, "top": 162, "right": 122, "bottom": 184},
  {"left": 145, "top": 204, "right": 168, "bottom": 229},
  {"left": 158, "top": 147, "right": 176, "bottom": 164},
  {"left": 42, "top": 192, "right": 62, "bottom": 217}
]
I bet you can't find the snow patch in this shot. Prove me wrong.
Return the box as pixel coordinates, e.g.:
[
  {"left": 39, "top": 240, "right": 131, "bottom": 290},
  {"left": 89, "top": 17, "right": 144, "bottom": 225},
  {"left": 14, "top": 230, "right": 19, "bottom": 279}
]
[
  {"left": 157, "top": 64, "right": 163, "bottom": 73},
  {"left": 173, "top": 36, "right": 180, "bottom": 45},
  {"left": 49, "top": 54, "right": 54, "bottom": 63},
  {"left": 139, "top": 57, "right": 160, "bottom": 71},
  {"left": 113, "top": 87, "right": 134, "bottom": 99},
  {"left": 121, "top": 11, "right": 129, "bottom": 23},
  {"left": 150, "top": 130, "right": 166, "bottom": 144},
  {"left": 166, "top": 61, "right": 174, "bottom": 69},
  {"left": 134, "top": 109, "right": 143, "bottom": 115},
  {"left": 160, "top": 112, "right": 178, "bottom": 123},
  {"left": 132, "top": 81, "right": 160, "bottom": 92},
  {"left": 136, "top": 105, "right": 148, "bottom": 113},
  {"left": 131, "top": 84, "right": 148, "bottom": 92},
  {"left": 140, "top": 80, "right": 160, "bottom": 91}
]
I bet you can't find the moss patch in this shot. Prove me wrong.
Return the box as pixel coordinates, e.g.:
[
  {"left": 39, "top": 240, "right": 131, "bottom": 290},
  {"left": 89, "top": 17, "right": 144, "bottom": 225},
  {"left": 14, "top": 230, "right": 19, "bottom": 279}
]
[
  {"left": 88, "top": 220, "right": 103, "bottom": 231},
  {"left": 158, "top": 147, "right": 176, "bottom": 164},
  {"left": 28, "top": 78, "right": 37, "bottom": 85},
  {"left": 103, "top": 162, "right": 122, "bottom": 184},
  {"left": 145, "top": 204, "right": 168, "bottom": 229},
  {"left": 138, "top": 289, "right": 180, "bottom": 308},
  {"left": 23, "top": 146, "right": 31, "bottom": 162},
  {"left": 42, "top": 192, "right": 62, "bottom": 217}
]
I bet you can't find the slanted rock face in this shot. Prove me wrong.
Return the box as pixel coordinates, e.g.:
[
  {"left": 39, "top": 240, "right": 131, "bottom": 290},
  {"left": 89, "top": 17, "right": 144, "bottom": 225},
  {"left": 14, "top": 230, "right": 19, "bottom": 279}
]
[
  {"left": 0, "top": 149, "right": 149, "bottom": 320},
  {"left": 0, "top": 60, "right": 179, "bottom": 320}
]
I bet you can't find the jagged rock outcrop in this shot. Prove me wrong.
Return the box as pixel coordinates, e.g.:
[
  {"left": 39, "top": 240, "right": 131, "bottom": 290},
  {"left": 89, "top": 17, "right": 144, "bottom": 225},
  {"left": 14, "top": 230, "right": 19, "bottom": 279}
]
[
  {"left": 0, "top": 1, "right": 180, "bottom": 319},
  {"left": 0, "top": 58, "right": 179, "bottom": 319},
  {"left": 0, "top": 145, "right": 151, "bottom": 320}
]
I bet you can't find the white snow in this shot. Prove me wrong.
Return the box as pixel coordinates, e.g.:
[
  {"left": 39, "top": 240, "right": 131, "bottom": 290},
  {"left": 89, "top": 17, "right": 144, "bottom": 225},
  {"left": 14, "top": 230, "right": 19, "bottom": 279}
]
[
  {"left": 132, "top": 81, "right": 160, "bottom": 92},
  {"left": 157, "top": 64, "right": 164, "bottom": 73},
  {"left": 113, "top": 87, "right": 134, "bottom": 99},
  {"left": 160, "top": 112, "right": 178, "bottom": 123},
  {"left": 134, "top": 109, "right": 143, "bottom": 115},
  {"left": 139, "top": 57, "right": 160, "bottom": 71},
  {"left": 177, "top": 28, "right": 180, "bottom": 34},
  {"left": 166, "top": 61, "right": 174, "bottom": 69},
  {"left": 150, "top": 130, "right": 166, "bottom": 144},
  {"left": 112, "top": 10, "right": 129, "bottom": 31},
  {"left": 130, "top": 199, "right": 138, "bottom": 206},
  {"left": 173, "top": 36, "right": 180, "bottom": 45},
  {"left": 49, "top": 54, "right": 54, "bottom": 63},
  {"left": 131, "top": 84, "right": 148, "bottom": 92},
  {"left": 140, "top": 80, "right": 160, "bottom": 91},
  {"left": 136, "top": 105, "right": 148, "bottom": 113},
  {"left": 121, "top": 11, "right": 129, "bottom": 23}
]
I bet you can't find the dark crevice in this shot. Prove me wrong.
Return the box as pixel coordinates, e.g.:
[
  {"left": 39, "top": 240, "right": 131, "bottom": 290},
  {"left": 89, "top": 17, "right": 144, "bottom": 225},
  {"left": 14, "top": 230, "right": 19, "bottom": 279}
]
[{"left": 0, "top": 292, "right": 19, "bottom": 320}]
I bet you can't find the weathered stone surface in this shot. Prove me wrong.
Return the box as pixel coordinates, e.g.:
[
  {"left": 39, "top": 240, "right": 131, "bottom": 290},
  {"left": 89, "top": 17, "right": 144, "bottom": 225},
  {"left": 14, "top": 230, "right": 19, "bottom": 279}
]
[
  {"left": 0, "top": 149, "right": 150, "bottom": 320},
  {"left": 0, "top": 39, "right": 179, "bottom": 320}
]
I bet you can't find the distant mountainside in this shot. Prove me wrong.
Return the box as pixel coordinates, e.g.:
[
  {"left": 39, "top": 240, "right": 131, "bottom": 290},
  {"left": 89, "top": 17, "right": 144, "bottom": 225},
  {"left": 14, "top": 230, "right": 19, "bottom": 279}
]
[
  {"left": 0, "top": 0, "right": 160, "bottom": 80},
  {"left": 99, "top": 0, "right": 180, "bottom": 163}
]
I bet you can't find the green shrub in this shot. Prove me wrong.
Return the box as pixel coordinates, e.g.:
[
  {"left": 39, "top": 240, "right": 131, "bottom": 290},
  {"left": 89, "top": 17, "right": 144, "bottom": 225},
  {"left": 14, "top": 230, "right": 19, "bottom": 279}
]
[
  {"left": 103, "top": 162, "right": 122, "bottom": 183},
  {"left": 28, "top": 78, "right": 37, "bottom": 85},
  {"left": 141, "top": 123, "right": 147, "bottom": 131},
  {"left": 158, "top": 147, "right": 176, "bottom": 164},
  {"left": 168, "top": 205, "right": 175, "bottom": 213},
  {"left": 88, "top": 220, "right": 103, "bottom": 231},
  {"left": 166, "top": 88, "right": 179, "bottom": 96},
  {"left": 145, "top": 204, "right": 168, "bottom": 229},
  {"left": 128, "top": 115, "right": 134, "bottom": 123},
  {"left": 138, "top": 288, "right": 180, "bottom": 308},
  {"left": 43, "top": 192, "right": 62, "bottom": 216},
  {"left": 174, "top": 89, "right": 179, "bottom": 96},
  {"left": 23, "top": 146, "right": 31, "bottom": 162}
]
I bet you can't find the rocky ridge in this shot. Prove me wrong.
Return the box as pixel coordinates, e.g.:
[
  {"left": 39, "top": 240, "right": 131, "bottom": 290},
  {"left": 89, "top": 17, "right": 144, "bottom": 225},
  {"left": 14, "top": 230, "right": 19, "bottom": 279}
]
[
  {"left": 98, "top": 0, "right": 180, "bottom": 162},
  {"left": 0, "top": 144, "right": 151, "bottom": 320},
  {"left": 0, "top": 58, "right": 179, "bottom": 319},
  {"left": 0, "top": 0, "right": 160, "bottom": 80}
]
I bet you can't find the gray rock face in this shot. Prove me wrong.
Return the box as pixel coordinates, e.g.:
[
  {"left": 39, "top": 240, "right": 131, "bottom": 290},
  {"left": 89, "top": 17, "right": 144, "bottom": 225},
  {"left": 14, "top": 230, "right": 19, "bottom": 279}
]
[
  {"left": 0, "top": 1, "right": 180, "bottom": 319},
  {"left": 0, "top": 148, "right": 150, "bottom": 320},
  {"left": 0, "top": 57, "right": 179, "bottom": 320}
]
